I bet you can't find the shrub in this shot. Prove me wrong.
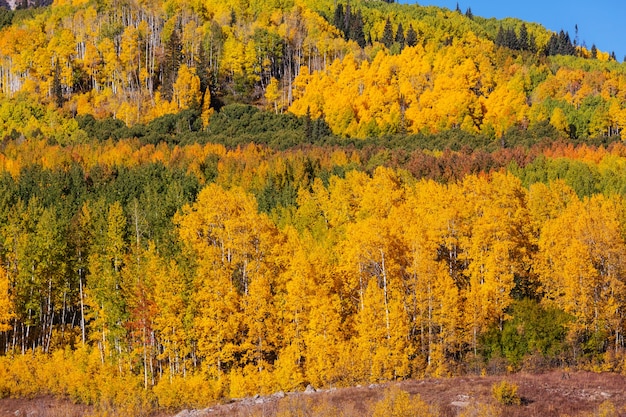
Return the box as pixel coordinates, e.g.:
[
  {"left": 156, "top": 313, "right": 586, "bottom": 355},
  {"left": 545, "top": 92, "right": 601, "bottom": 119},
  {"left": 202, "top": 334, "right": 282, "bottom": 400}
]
[
  {"left": 491, "top": 380, "right": 521, "bottom": 406},
  {"left": 372, "top": 386, "right": 438, "bottom": 417}
]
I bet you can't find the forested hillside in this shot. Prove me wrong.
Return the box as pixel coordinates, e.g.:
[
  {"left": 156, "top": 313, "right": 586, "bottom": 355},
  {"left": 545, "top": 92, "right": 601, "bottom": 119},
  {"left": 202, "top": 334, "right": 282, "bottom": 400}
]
[
  {"left": 0, "top": 0, "right": 623, "bottom": 140},
  {"left": 0, "top": 0, "right": 626, "bottom": 415}
]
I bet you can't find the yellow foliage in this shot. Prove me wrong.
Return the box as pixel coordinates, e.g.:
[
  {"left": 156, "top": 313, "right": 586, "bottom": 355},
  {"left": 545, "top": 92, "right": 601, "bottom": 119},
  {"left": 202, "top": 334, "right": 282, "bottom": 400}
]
[
  {"left": 0, "top": 266, "right": 14, "bottom": 332},
  {"left": 173, "top": 64, "right": 201, "bottom": 109},
  {"left": 372, "top": 386, "right": 438, "bottom": 417},
  {"left": 153, "top": 372, "right": 222, "bottom": 409}
]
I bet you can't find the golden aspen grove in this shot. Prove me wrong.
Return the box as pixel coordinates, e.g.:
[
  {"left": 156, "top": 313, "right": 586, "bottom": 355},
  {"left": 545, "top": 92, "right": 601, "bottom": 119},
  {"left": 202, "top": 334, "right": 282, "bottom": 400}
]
[{"left": 0, "top": 0, "right": 626, "bottom": 415}]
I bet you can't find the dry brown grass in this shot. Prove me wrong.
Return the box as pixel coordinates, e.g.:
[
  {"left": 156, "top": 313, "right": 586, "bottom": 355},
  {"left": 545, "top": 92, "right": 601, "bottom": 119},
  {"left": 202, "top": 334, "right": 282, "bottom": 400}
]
[
  {"left": 186, "top": 371, "right": 626, "bottom": 417},
  {"left": 1, "top": 371, "right": 625, "bottom": 417}
]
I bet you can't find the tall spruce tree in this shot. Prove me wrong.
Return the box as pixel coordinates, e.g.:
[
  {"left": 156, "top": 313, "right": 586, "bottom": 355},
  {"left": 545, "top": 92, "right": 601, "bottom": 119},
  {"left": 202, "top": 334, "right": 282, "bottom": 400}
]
[
  {"left": 333, "top": 4, "right": 345, "bottom": 34},
  {"left": 349, "top": 10, "right": 366, "bottom": 48},
  {"left": 162, "top": 28, "right": 182, "bottom": 101},
  {"left": 395, "top": 22, "right": 405, "bottom": 49},
  {"left": 406, "top": 24, "right": 418, "bottom": 47},
  {"left": 518, "top": 23, "right": 529, "bottom": 51},
  {"left": 382, "top": 18, "right": 394, "bottom": 49},
  {"left": 52, "top": 59, "right": 63, "bottom": 108}
]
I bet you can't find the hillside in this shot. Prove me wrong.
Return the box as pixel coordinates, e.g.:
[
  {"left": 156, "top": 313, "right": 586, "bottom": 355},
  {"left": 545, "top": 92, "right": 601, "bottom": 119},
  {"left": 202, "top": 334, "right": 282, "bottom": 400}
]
[
  {"left": 1, "top": 1, "right": 626, "bottom": 416},
  {"left": 0, "top": 0, "right": 623, "bottom": 142}
]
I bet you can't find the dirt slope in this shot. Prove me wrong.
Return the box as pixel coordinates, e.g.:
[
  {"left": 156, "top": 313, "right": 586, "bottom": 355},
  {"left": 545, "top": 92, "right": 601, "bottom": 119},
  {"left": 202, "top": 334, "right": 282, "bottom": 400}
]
[{"left": 1, "top": 371, "right": 625, "bottom": 417}]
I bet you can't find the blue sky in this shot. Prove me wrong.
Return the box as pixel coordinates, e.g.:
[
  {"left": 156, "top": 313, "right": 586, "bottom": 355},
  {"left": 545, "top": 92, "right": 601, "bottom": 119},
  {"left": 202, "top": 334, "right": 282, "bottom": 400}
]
[{"left": 400, "top": 1, "right": 626, "bottom": 62}]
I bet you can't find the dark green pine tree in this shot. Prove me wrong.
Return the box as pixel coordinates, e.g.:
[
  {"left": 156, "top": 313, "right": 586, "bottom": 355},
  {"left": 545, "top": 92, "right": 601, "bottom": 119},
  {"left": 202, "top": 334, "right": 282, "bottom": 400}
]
[
  {"left": 505, "top": 28, "right": 519, "bottom": 50},
  {"left": 465, "top": 7, "right": 473, "bottom": 19},
  {"left": 162, "top": 28, "right": 182, "bottom": 101},
  {"left": 528, "top": 33, "right": 537, "bottom": 52},
  {"left": 405, "top": 24, "right": 418, "bottom": 47},
  {"left": 349, "top": 10, "right": 366, "bottom": 48},
  {"left": 495, "top": 25, "right": 505, "bottom": 47},
  {"left": 545, "top": 33, "right": 558, "bottom": 55},
  {"left": 559, "top": 30, "right": 576, "bottom": 55},
  {"left": 455, "top": 2, "right": 461, "bottom": 13},
  {"left": 333, "top": 3, "right": 345, "bottom": 34},
  {"left": 395, "top": 22, "right": 405, "bottom": 49},
  {"left": 591, "top": 44, "right": 598, "bottom": 59},
  {"left": 382, "top": 18, "right": 394, "bottom": 49},
  {"left": 304, "top": 106, "right": 312, "bottom": 141},
  {"left": 53, "top": 58, "right": 63, "bottom": 108},
  {"left": 518, "top": 23, "right": 529, "bottom": 50},
  {"left": 344, "top": 3, "right": 352, "bottom": 39},
  {"left": 196, "top": 40, "right": 211, "bottom": 94}
]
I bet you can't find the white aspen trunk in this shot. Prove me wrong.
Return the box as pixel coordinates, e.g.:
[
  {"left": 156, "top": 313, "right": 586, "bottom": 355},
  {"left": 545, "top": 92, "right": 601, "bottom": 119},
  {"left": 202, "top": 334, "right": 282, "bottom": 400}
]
[{"left": 380, "top": 249, "right": 390, "bottom": 340}]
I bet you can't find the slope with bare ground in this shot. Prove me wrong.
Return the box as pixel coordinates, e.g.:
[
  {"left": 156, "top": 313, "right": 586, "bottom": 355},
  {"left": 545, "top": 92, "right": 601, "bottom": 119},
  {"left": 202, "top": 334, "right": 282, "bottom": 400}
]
[
  {"left": 1, "top": 371, "right": 625, "bottom": 417},
  {"left": 172, "top": 371, "right": 626, "bottom": 417}
]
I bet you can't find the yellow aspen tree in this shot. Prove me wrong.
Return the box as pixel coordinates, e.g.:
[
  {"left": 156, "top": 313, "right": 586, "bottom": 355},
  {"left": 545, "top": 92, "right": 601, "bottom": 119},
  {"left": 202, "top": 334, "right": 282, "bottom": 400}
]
[
  {"left": 536, "top": 195, "right": 626, "bottom": 351},
  {"left": 153, "top": 252, "right": 189, "bottom": 377},
  {"left": 0, "top": 265, "right": 14, "bottom": 333},
  {"left": 272, "top": 227, "right": 309, "bottom": 391},
  {"left": 84, "top": 200, "right": 128, "bottom": 359},
  {"left": 550, "top": 107, "right": 570, "bottom": 137},
  {"left": 265, "top": 77, "right": 281, "bottom": 113},
  {"left": 176, "top": 184, "right": 279, "bottom": 378},
  {"left": 172, "top": 64, "right": 201, "bottom": 109},
  {"left": 461, "top": 173, "right": 533, "bottom": 354},
  {"left": 200, "top": 89, "right": 214, "bottom": 127},
  {"left": 337, "top": 168, "right": 411, "bottom": 382},
  {"left": 527, "top": 180, "right": 578, "bottom": 232},
  {"left": 482, "top": 72, "right": 529, "bottom": 137},
  {"left": 401, "top": 180, "right": 462, "bottom": 376}
]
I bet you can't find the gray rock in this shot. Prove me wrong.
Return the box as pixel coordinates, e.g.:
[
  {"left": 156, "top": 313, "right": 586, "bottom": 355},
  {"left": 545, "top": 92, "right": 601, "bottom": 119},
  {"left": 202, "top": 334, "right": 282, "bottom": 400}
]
[
  {"left": 304, "top": 384, "right": 316, "bottom": 394},
  {"left": 273, "top": 390, "right": 286, "bottom": 398}
]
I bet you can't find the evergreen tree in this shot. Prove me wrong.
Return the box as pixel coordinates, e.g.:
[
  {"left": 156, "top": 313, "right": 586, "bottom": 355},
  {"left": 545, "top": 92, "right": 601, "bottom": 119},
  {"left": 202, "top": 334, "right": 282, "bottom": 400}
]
[
  {"left": 344, "top": 3, "right": 352, "bottom": 38},
  {"left": 406, "top": 24, "right": 418, "bottom": 47},
  {"left": 455, "top": 2, "right": 461, "bottom": 13},
  {"left": 333, "top": 3, "right": 345, "bottom": 33},
  {"left": 505, "top": 28, "right": 519, "bottom": 50},
  {"left": 518, "top": 23, "right": 529, "bottom": 51},
  {"left": 349, "top": 10, "right": 367, "bottom": 48},
  {"left": 162, "top": 28, "right": 182, "bottom": 101},
  {"left": 495, "top": 25, "right": 505, "bottom": 47},
  {"left": 395, "top": 22, "right": 405, "bottom": 49},
  {"left": 382, "top": 18, "right": 394, "bottom": 49},
  {"left": 557, "top": 30, "right": 575, "bottom": 55},
  {"left": 52, "top": 58, "right": 63, "bottom": 109},
  {"left": 545, "top": 33, "right": 558, "bottom": 55},
  {"left": 529, "top": 33, "right": 537, "bottom": 53},
  {"left": 196, "top": 41, "right": 211, "bottom": 95},
  {"left": 545, "top": 30, "right": 575, "bottom": 56},
  {"left": 591, "top": 44, "right": 598, "bottom": 59},
  {"left": 465, "top": 7, "right": 473, "bottom": 19}
]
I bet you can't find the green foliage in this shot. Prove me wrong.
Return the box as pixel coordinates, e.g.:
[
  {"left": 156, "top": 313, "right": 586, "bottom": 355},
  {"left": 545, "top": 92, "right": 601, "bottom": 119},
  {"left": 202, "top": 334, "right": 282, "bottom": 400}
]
[
  {"left": 76, "top": 115, "right": 130, "bottom": 141},
  {"left": 0, "top": 8, "right": 13, "bottom": 32},
  {"left": 481, "top": 299, "right": 571, "bottom": 369}
]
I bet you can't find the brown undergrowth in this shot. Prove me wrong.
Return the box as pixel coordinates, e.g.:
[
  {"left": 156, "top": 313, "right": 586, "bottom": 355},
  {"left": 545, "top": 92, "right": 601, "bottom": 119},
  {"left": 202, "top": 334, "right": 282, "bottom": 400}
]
[{"left": 1, "top": 371, "right": 625, "bottom": 417}]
